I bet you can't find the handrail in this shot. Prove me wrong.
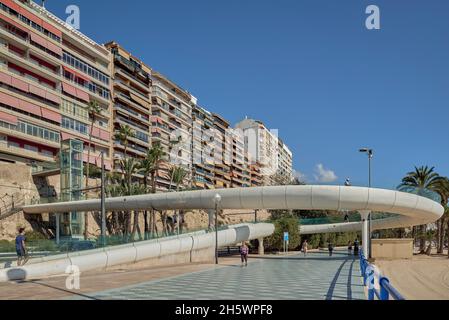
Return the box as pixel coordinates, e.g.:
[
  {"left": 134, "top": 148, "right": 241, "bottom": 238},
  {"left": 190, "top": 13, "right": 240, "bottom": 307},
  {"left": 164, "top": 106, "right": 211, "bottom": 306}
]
[{"left": 359, "top": 250, "right": 405, "bottom": 301}]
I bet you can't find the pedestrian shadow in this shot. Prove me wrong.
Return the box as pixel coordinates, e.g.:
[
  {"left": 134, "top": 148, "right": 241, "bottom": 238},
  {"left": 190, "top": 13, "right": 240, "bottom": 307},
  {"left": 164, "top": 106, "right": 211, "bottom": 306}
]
[{"left": 27, "top": 280, "right": 100, "bottom": 300}]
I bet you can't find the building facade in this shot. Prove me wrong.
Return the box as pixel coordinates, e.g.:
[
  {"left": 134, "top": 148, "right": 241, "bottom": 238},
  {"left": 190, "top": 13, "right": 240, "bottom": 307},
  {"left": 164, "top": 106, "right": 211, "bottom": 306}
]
[
  {"left": 0, "top": 0, "right": 294, "bottom": 196},
  {"left": 0, "top": 0, "right": 113, "bottom": 171},
  {"left": 235, "top": 118, "right": 293, "bottom": 185},
  {"left": 151, "top": 71, "right": 193, "bottom": 190},
  {"left": 104, "top": 42, "right": 152, "bottom": 178}
]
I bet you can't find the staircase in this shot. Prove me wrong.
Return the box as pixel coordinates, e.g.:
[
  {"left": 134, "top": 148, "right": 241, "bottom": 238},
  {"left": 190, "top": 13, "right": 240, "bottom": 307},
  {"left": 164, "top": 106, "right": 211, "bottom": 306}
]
[{"left": 0, "top": 194, "right": 25, "bottom": 221}]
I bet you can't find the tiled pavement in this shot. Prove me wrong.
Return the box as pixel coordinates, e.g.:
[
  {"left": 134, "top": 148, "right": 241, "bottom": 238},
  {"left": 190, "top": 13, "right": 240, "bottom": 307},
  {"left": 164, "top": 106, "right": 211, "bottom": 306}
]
[{"left": 72, "top": 250, "right": 365, "bottom": 300}]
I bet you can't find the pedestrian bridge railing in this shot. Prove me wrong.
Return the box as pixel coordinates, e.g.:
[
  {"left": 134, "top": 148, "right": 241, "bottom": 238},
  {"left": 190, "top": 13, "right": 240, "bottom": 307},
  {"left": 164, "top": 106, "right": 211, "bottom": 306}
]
[{"left": 359, "top": 251, "right": 405, "bottom": 301}]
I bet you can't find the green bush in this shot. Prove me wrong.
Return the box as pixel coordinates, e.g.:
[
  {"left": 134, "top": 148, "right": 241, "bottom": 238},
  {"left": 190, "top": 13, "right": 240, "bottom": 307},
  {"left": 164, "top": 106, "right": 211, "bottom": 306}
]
[
  {"left": 25, "top": 231, "right": 47, "bottom": 241},
  {"left": 265, "top": 216, "right": 300, "bottom": 251},
  {"left": 0, "top": 240, "right": 15, "bottom": 252}
]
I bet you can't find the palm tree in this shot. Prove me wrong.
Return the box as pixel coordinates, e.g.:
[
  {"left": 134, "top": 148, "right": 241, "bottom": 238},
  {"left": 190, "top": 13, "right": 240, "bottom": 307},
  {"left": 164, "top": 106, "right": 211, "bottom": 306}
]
[
  {"left": 169, "top": 166, "right": 188, "bottom": 235},
  {"left": 84, "top": 101, "right": 102, "bottom": 240},
  {"left": 114, "top": 124, "right": 136, "bottom": 159},
  {"left": 140, "top": 143, "right": 165, "bottom": 237},
  {"left": 398, "top": 166, "right": 448, "bottom": 253}
]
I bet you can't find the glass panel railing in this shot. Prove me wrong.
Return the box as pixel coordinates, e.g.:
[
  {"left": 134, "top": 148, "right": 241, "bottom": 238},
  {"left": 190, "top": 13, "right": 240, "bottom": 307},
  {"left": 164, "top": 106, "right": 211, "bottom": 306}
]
[
  {"left": 398, "top": 186, "right": 442, "bottom": 203},
  {"left": 0, "top": 222, "right": 262, "bottom": 268}
]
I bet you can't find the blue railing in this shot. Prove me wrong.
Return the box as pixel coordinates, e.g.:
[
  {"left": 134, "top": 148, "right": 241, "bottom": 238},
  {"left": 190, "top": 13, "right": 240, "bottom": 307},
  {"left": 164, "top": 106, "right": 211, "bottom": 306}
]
[{"left": 359, "top": 251, "right": 405, "bottom": 301}]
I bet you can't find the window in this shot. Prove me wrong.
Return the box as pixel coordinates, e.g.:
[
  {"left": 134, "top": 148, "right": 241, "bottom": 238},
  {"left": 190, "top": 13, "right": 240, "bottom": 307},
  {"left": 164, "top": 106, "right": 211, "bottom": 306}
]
[
  {"left": 61, "top": 116, "right": 88, "bottom": 135},
  {"left": 63, "top": 52, "right": 110, "bottom": 86}
]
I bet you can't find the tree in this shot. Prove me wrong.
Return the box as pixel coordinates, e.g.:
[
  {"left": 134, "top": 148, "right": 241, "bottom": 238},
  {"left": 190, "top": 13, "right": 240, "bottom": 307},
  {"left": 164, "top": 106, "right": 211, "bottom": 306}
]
[
  {"left": 114, "top": 124, "right": 136, "bottom": 159},
  {"left": 265, "top": 216, "right": 300, "bottom": 251},
  {"left": 84, "top": 100, "right": 102, "bottom": 240},
  {"left": 142, "top": 143, "right": 165, "bottom": 237},
  {"left": 169, "top": 166, "right": 188, "bottom": 234},
  {"left": 398, "top": 166, "right": 448, "bottom": 254}
]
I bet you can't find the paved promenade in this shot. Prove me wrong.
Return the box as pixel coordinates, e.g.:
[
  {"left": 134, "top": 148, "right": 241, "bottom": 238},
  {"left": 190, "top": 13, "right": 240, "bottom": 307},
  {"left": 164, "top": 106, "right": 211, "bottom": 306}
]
[
  {"left": 0, "top": 250, "right": 365, "bottom": 300},
  {"left": 73, "top": 250, "right": 365, "bottom": 300}
]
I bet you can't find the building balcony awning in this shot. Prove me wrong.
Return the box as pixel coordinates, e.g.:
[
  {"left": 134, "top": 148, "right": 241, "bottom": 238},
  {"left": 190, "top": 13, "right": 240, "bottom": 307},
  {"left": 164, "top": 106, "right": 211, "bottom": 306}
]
[
  {"left": 0, "top": 12, "right": 28, "bottom": 35},
  {"left": 41, "top": 107, "right": 61, "bottom": 124},
  {"left": 0, "top": 109, "right": 17, "bottom": 125},
  {"left": 63, "top": 66, "right": 89, "bottom": 82}
]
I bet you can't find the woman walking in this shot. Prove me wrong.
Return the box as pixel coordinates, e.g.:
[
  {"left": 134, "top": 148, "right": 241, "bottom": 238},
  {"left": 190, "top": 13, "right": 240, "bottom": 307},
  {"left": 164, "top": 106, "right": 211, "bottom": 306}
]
[
  {"left": 302, "top": 240, "right": 308, "bottom": 257},
  {"left": 240, "top": 242, "right": 249, "bottom": 267}
]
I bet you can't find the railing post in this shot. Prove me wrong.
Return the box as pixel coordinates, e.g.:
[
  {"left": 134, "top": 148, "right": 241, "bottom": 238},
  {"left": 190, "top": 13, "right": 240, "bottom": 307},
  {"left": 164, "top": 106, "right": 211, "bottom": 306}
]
[{"left": 379, "top": 277, "right": 390, "bottom": 300}]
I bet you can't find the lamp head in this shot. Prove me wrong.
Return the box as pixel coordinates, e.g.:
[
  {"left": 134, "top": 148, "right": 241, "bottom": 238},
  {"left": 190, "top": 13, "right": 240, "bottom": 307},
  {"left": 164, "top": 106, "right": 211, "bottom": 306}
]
[{"left": 213, "top": 193, "right": 222, "bottom": 204}]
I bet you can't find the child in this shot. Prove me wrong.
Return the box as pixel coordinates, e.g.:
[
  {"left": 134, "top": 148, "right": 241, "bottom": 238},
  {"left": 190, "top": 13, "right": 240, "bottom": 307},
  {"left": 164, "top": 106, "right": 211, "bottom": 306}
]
[{"left": 347, "top": 241, "right": 353, "bottom": 255}]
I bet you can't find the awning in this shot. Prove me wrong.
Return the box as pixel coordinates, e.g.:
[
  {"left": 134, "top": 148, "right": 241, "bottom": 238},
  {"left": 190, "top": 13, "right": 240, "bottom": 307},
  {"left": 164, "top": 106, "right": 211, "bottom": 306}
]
[
  {"left": 0, "top": 71, "right": 12, "bottom": 86},
  {"left": 29, "top": 84, "right": 46, "bottom": 99},
  {"left": 61, "top": 82, "right": 77, "bottom": 97},
  {"left": 62, "top": 66, "right": 89, "bottom": 82},
  {"left": 11, "top": 77, "right": 29, "bottom": 92},
  {"left": 42, "top": 21, "right": 62, "bottom": 38},
  {"left": 44, "top": 91, "right": 60, "bottom": 105},
  {"left": 0, "top": 91, "right": 19, "bottom": 108},
  {"left": 18, "top": 7, "right": 42, "bottom": 27},
  {"left": 44, "top": 40, "right": 62, "bottom": 57},
  {"left": 129, "top": 92, "right": 151, "bottom": 109},
  {"left": 0, "top": 109, "right": 17, "bottom": 125},
  {"left": 99, "top": 129, "right": 110, "bottom": 141},
  {"left": 29, "top": 32, "right": 47, "bottom": 49},
  {"left": 41, "top": 107, "right": 61, "bottom": 124},
  {"left": 18, "top": 99, "right": 41, "bottom": 117},
  {"left": 75, "top": 88, "right": 89, "bottom": 102},
  {"left": 1, "top": 0, "right": 22, "bottom": 13},
  {"left": 0, "top": 12, "right": 28, "bottom": 34}
]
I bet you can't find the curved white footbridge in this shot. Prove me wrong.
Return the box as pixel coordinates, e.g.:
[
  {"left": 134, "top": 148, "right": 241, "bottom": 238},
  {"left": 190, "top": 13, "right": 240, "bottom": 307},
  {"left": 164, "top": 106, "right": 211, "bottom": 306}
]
[{"left": 1, "top": 186, "right": 443, "bottom": 282}]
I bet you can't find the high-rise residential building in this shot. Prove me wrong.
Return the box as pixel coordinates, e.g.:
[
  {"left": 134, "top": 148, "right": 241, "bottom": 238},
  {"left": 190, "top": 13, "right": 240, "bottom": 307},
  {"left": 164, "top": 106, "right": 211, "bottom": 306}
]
[
  {"left": 250, "top": 163, "right": 263, "bottom": 187},
  {"left": 0, "top": 1, "right": 295, "bottom": 197},
  {"left": 0, "top": 0, "right": 113, "bottom": 170},
  {"left": 151, "top": 71, "right": 193, "bottom": 190},
  {"left": 212, "top": 112, "right": 232, "bottom": 189},
  {"left": 236, "top": 118, "right": 293, "bottom": 185},
  {"left": 191, "top": 105, "right": 215, "bottom": 189},
  {"left": 230, "top": 128, "right": 251, "bottom": 188},
  {"left": 277, "top": 138, "right": 293, "bottom": 183},
  {"left": 104, "top": 42, "right": 152, "bottom": 175},
  {"left": 235, "top": 118, "right": 279, "bottom": 185}
]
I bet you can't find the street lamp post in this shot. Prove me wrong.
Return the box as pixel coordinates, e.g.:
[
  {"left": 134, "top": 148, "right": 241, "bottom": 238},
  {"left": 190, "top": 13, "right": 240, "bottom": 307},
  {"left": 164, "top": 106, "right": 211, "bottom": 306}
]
[
  {"left": 100, "top": 152, "right": 106, "bottom": 247},
  {"left": 359, "top": 148, "right": 373, "bottom": 259},
  {"left": 213, "top": 194, "right": 222, "bottom": 265}
]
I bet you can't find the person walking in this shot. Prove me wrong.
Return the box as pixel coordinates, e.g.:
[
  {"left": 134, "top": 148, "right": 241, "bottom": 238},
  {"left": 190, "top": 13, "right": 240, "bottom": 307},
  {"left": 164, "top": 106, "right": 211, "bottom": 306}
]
[
  {"left": 15, "top": 228, "right": 28, "bottom": 266},
  {"left": 347, "top": 241, "right": 353, "bottom": 256},
  {"left": 302, "top": 240, "right": 308, "bottom": 257},
  {"left": 240, "top": 242, "right": 249, "bottom": 267},
  {"left": 328, "top": 242, "right": 334, "bottom": 257},
  {"left": 353, "top": 238, "right": 360, "bottom": 256}
]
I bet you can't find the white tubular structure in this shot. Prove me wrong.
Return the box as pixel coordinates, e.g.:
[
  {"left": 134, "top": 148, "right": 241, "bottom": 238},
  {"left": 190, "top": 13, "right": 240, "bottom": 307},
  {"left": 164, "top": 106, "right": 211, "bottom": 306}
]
[
  {"left": 0, "top": 223, "right": 274, "bottom": 282},
  {"left": 23, "top": 186, "right": 444, "bottom": 228},
  {"left": 8, "top": 186, "right": 441, "bottom": 282}
]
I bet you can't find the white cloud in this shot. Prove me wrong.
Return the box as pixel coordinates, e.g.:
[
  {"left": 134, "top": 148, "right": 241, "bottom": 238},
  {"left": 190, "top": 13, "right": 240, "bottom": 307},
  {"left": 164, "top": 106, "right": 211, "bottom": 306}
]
[
  {"left": 292, "top": 169, "right": 307, "bottom": 182},
  {"left": 314, "top": 164, "right": 338, "bottom": 183}
]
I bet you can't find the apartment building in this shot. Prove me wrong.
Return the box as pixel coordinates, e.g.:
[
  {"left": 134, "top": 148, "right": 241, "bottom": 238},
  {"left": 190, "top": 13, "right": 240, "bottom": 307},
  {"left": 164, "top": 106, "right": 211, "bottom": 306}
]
[
  {"left": 277, "top": 138, "right": 293, "bottom": 183},
  {"left": 151, "top": 71, "right": 193, "bottom": 190},
  {"left": 0, "top": 0, "right": 113, "bottom": 170},
  {"left": 191, "top": 105, "right": 215, "bottom": 189},
  {"left": 212, "top": 112, "right": 232, "bottom": 189},
  {"left": 250, "top": 163, "right": 263, "bottom": 187},
  {"left": 104, "top": 42, "right": 151, "bottom": 176},
  {"left": 236, "top": 118, "right": 293, "bottom": 185},
  {"left": 230, "top": 128, "right": 251, "bottom": 188}
]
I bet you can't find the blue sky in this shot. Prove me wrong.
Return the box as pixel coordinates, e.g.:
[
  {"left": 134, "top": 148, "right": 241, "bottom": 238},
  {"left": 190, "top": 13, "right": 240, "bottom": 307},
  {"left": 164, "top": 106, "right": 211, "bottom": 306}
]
[{"left": 44, "top": 0, "right": 449, "bottom": 188}]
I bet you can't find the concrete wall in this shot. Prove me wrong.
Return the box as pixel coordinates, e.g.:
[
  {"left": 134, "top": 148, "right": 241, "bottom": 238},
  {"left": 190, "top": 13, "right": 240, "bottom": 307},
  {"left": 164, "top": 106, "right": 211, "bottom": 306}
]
[{"left": 371, "top": 239, "right": 414, "bottom": 260}]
